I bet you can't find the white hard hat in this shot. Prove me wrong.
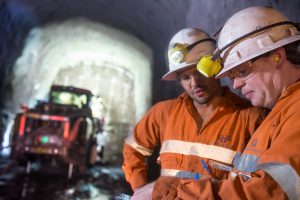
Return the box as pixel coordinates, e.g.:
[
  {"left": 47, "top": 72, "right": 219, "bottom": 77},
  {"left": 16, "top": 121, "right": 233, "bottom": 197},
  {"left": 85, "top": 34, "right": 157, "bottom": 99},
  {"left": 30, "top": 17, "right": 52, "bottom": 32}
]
[
  {"left": 216, "top": 6, "right": 300, "bottom": 78},
  {"left": 162, "top": 28, "right": 216, "bottom": 80}
]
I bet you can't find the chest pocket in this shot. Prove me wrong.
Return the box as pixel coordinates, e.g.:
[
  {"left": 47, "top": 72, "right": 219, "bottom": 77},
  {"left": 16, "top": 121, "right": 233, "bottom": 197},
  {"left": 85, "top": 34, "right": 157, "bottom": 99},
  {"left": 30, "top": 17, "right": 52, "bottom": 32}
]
[{"left": 159, "top": 153, "right": 183, "bottom": 169}]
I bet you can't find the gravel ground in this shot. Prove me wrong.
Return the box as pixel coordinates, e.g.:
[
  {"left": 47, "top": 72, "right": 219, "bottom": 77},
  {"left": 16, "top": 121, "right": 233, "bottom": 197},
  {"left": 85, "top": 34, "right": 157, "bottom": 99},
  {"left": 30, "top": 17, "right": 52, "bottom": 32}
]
[{"left": 0, "top": 157, "right": 133, "bottom": 200}]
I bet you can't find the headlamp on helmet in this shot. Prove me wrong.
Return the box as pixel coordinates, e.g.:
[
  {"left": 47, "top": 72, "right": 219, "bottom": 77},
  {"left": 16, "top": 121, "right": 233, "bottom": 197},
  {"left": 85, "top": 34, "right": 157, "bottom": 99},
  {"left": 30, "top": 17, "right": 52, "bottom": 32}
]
[
  {"left": 168, "top": 43, "right": 189, "bottom": 65},
  {"left": 168, "top": 39, "right": 215, "bottom": 66},
  {"left": 196, "top": 54, "right": 222, "bottom": 78},
  {"left": 196, "top": 47, "right": 223, "bottom": 77}
]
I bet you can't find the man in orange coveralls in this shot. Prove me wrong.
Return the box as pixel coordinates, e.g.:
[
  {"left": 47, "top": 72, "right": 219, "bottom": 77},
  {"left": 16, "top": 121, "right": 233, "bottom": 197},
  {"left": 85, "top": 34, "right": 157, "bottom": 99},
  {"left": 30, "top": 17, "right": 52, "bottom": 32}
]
[
  {"left": 122, "top": 28, "right": 267, "bottom": 199},
  {"left": 153, "top": 6, "right": 300, "bottom": 200}
]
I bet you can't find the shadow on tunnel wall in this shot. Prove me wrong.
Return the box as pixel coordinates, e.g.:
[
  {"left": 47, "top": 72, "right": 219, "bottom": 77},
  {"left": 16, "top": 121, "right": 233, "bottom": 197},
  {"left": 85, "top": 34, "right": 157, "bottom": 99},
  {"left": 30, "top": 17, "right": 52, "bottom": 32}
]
[{"left": 0, "top": 1, "right": 37, "bottom": 146}]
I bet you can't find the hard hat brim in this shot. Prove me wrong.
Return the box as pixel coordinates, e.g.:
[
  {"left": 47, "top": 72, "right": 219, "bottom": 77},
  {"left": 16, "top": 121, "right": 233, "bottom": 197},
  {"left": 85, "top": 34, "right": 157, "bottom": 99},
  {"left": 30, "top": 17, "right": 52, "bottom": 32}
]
[{"left": 162, "top": 62, "right": 197, "bottom": 81}]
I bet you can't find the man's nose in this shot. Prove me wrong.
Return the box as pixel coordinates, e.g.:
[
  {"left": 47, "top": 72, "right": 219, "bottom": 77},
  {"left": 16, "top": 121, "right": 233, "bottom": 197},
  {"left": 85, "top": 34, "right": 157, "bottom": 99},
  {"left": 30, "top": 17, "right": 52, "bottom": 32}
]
[
  {"left": 190, "top": 73, "right": 203, "bottom": 84},
  {"left": 232, "top": 78, "right": 246, "bottom": 90}
]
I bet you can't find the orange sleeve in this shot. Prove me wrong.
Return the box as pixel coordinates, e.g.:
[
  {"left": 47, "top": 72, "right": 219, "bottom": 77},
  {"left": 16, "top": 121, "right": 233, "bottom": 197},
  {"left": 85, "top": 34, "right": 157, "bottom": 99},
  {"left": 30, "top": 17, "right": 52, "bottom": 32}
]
[
  {"left": 152, "top": 170, "right": 287, "bottom": 200},
  {"left": 122, "top": 143, "right": 148, "bottom": 191},
  {"left": 122, "top": 100, "right": 175, "bottom": 191}
]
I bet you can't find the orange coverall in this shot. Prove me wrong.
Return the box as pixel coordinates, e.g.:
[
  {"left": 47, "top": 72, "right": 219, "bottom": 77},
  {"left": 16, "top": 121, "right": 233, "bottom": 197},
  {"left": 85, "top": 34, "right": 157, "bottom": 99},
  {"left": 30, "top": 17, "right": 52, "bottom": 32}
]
[
  {"left": 153, "top": 82, "right": 300, "bottom": 200},
  {"left": 122, "top": 87, "right": 267, "bottom": 191}
]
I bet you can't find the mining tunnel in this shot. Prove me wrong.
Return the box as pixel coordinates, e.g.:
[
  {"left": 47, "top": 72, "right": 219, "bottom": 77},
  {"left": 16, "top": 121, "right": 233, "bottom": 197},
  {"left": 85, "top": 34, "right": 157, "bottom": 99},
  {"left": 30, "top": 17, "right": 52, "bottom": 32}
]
[{"left": 0, "top": 0, "right": 299, "bottom": 199}]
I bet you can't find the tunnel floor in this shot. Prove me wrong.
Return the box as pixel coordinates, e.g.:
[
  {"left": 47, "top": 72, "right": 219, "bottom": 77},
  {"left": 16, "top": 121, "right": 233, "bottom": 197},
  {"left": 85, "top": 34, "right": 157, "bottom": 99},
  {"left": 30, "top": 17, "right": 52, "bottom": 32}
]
[{"left": 0, "top": 156, "right": 133, "bottom": 200}]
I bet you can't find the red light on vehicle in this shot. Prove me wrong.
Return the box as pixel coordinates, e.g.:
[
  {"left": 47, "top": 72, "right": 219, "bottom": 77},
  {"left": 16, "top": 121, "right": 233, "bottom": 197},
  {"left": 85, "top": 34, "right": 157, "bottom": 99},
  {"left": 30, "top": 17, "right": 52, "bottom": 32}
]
[
  {"left": 49, "top": 115, "right": 67, "bottom": 121},
  {"left": 64, "top": 122, "right": 70, "bottom": 139},
  {"left": 19, "top": 115, "right": 26, "bottom": 136}
]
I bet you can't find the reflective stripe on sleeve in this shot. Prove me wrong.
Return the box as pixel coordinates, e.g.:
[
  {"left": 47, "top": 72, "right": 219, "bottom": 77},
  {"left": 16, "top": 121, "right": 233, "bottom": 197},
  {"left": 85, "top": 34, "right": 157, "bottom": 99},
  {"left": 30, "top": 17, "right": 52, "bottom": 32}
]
[
  {"left": 160, "top": 169, "right": 197, "bottom": 179},
  {"left": 234, "top": 153, "right": 259, "bottom": 172},
  {"left": 125, "top": 133, "right": 153, "bottom": 156},
  {"left": 160, "top": 140, "right": 236, "bottom": 164},
  {"left": 258, "top": 163, "right": 300, "bottom": 200}
]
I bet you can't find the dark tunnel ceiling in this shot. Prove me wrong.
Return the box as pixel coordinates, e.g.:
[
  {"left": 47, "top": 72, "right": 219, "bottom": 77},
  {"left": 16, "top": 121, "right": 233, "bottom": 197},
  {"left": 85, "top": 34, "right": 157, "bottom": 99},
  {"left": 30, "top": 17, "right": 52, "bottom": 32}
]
[
  {"left": 1, "top": 0, "right": 193, "bottom": 107},
  {"left": 1, "top": 0, "right": 300, "bottom": 108},
  {"left": 29, "top": 0, "right": 191, "bottom": 50}
]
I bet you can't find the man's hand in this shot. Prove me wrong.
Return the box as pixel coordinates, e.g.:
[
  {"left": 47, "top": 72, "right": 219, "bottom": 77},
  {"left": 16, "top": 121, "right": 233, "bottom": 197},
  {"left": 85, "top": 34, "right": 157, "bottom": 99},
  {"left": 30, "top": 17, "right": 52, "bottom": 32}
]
[
  {"left": 131, "top": 182, "right": 155, "bottom": 200},
  {"left": 152, "top": 176, "right": 181, "bottom": 200}
]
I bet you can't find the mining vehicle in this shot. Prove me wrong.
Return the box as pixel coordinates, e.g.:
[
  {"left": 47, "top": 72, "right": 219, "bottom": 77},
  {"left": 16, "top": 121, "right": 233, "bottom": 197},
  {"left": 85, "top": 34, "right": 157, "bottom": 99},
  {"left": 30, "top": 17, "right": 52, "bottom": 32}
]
[{"left": 11, "top": 85, "right": 101, "bottom": 178}]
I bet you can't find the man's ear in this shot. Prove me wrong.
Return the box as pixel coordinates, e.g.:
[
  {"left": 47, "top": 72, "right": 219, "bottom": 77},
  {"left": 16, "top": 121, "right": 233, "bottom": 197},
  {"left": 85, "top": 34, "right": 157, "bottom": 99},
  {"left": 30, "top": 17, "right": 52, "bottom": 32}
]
[{"left": 272, "top": 47, "right": 286, "bottom": 68}]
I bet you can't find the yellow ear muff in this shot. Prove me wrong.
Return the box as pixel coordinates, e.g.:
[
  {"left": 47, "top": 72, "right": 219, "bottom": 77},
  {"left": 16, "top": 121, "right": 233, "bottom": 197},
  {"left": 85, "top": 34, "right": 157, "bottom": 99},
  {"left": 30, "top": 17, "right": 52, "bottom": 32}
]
[{"left": 274, "top": 54, "right": 280, "bottom": 63}]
